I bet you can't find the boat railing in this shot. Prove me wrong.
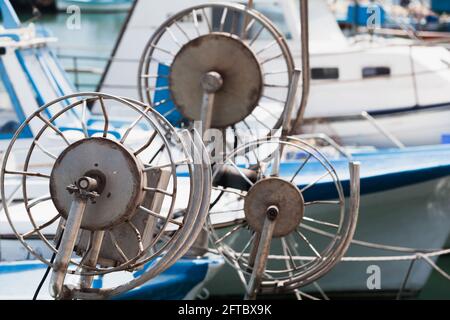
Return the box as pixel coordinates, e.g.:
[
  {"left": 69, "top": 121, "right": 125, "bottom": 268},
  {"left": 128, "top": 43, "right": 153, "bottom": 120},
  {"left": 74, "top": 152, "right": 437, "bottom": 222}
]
[
  {"left": 55, "top": 53, "right": 141, "bottom": 90},
  {"left": 360, "top": 111, "right": 406, "bottom": 149}
]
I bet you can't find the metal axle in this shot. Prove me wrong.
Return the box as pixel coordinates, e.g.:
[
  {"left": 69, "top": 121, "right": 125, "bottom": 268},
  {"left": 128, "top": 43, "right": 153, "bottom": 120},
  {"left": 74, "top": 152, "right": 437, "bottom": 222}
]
[{"left": 245, "top": 205, "right": 279, "bottom": 300}]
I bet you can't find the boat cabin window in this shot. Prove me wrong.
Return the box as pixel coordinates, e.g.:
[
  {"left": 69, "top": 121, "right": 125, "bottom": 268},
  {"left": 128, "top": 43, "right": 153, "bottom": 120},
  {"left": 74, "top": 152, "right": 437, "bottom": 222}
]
[
  {"left": 211, "top": 3, "right": 292, "bottom": 39},
  {"left": 0, "top": 77, "right": 20, "bottom": 138},
  {"left": 311, "top": 68, "right": 340, "bottom": 80},
  {"left": 362, "top": 67, "right": 391, "bottom": 79}
]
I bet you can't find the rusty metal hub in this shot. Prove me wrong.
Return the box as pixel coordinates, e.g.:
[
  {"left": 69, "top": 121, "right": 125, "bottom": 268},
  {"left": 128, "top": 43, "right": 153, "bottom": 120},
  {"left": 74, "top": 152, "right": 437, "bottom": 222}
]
[
  {"left": 50, "top": 137, "right": 146, "bottom": 231},
  {"left": 244, "top": 177, "right": 304, "bottom": 237},
  {"left": 169, "top": 32, "right": 263, "bottom": 128}
]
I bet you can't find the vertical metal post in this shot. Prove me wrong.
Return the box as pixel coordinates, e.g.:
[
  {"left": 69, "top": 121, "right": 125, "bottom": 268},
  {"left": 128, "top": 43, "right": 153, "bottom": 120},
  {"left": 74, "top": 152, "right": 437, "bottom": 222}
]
[
  {"left": 245, "top": 206, "right": 279, "bottom": 300},
  {"left": 79, "top": 230, "right": 105, "bottom": 289},
  {"left": 50, "top": 196, "right": 87, "bottom": 299},
  {"left": 291, "top": 0, "right": 311, "bottom": 132},
  {"left": 200, "top": 71, "right": 223, "bottom": 139},
  {"left": 270, "top": 69, "right": 301, "bottom": 178}
]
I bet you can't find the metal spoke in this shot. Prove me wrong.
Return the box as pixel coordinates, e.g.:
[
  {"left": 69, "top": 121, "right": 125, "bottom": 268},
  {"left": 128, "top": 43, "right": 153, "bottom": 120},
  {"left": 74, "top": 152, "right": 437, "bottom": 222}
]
[
  {"left": 81, "top": 99, "right": 89, "bottom": 138},
  {"left": 202, "top": 8, "right": 212, "bottom": 33},
  {"left": 241, "top": 18, "right": 255, "bottom": 39},
  {"left": 173, "top": 21, "right": 191, "bottom": 42},
  {"left": 305, "top": 200, "right": 340, "bottom": 206},
  {"left": 258, "top": 105, "right": 280, "bottom": 120},
  {"left": 226, "top": 160, "right": 255, "bottom": 187},
  {"left": 36, "top": 113, "right": 70, "bottom": 146},
  {"left": 281, "top": 237, "right": 298, "bottom": 270},
  {"left": 296, "top": 230, "right": 322, "bottom": 258},
  {"left": 26, "top": 194, "right": 52, "bottom": 210},
  {"left": 300, "top": 171, "right": 331, "bottom": 193},
  {"left": 229, "top": 10, "right": 239, "bottom": 35},
  {"left": 212, "top": 186, "right": 246, "bottom": 198},
  {"left": 4, "top": 170, "right": 50, "bottom": 178},
  {"left": 249, "top": 114, "right": 271, "bottom": 130},
  {"left": 264, "top": 83, "right": 289, "bottom": 89},
  {"left": 219, "top": 8, "right": 228, "bottom": 32},
  {"left": 192, "top": 9, "right": 201, "bottom": 36},
  {"left": 255, "top": 40, "right": 278, "bottom": 55},
  {"left": 263, "top": 70, "right": 288, "bottom": 76},
  {"left": 290, "top": 154, "right": 312, "bottom": 183},
  {"left": 134, "top": 130, "right": 158, "bottom": 156},
  {"left": 260, "top": 53, "right": 284, "bottom": 65},
  {"left": 150, "top": 44, "right": 175, "bottom": 57},
  {"left": 34, "top": 141, "right": 58, "bottom": 160},
  {"left": 128, "top": 221, "right": 144, "bottom": 253},
  {"left": 98, "top": 96, "right": 109, "bottom": 138},
  {"left": 143, "top": 186, "right": 173, "bottom": 197},
  {"left": 209, "top": 208, "right": 244, "bottom": 215},
  {"left": 303, "top": 217, "right": 339, "bottom": 229},
  {"left": 141, "top": 74, "right": 168, "bottom": 79},
  {"left": 166, "top": 26, "right": 183, "bottom": 47},
  {"left": 120, "top": 106, "right": 152, "bottom": 144},
  {"left": 143, "top": 159, "right": 189, "bottom": 171},
  {"left": 215, "top": 222, "right": 246, "bottom": 245},
  {"left": 261, "top": 95, "right": 285, "bottom": 104},
  {"left": 249, "top": 24, "right": 264, "bottom": 46},
  {"left": 109, "top": 231, "right": 129, "bottom": 262},
  {"left": 237, "top": 232, "right": 256, "bottom": 262},
  {"left": 148, "top": 144, "right": 166, "bottom": 165},
  {"left": 148, "top": 55, "right": 172, "bottom": 67},
  {"left": 139, "top": 206, "right": 183, "bottom": 227},
  {"left": 21, "top": 214, "right": 61, "bottom": 239}
]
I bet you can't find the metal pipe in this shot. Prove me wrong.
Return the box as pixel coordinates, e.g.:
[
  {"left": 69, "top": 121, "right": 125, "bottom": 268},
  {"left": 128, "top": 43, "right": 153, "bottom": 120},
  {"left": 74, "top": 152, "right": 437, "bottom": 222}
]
[
  {"left": 291, "top": 0, "right": 311, "bottom": 133},
  {"left": 282, "top": 69, "right": 302, "bottom": 136},
  {"left": 80, "top": 231, "right": 105, "bottom": 289},
  {"left": 49, "top": 196, "right": 87, "bottom": 299},
  {"left": 245, "top": 206, "right": 278, "bottom": 300}
]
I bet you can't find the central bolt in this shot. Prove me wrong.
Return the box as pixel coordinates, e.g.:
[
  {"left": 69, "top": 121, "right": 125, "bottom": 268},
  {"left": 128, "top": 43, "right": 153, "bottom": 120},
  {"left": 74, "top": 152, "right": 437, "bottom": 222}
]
[
  {"left": 201, "top": 71, "right": 223, "bottom": 93},
  {"left": 77, "top": 176, "right": 98, "bottom": 192},
  {"left": 266, "top": 205, "right": 279, "bottom": 221}
]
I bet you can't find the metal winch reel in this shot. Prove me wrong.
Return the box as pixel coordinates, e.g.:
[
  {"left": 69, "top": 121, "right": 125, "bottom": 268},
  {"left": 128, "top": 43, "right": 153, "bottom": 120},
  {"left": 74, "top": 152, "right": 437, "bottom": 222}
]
[
  {"left": 208, "top": 136, "right": 360, "bottom": 299},
  {"left": 0, "top": 93, "right": 211, "bottom": 299},
  {"left": 138, "top": 2, "right": 294, "bottom": 141}
]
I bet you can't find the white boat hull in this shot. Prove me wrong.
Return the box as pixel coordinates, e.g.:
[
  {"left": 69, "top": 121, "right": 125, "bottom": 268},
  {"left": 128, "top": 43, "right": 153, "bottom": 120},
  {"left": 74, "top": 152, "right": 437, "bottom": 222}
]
[{"left": 300, "top": 104, "right": 450, "bottom": 148}]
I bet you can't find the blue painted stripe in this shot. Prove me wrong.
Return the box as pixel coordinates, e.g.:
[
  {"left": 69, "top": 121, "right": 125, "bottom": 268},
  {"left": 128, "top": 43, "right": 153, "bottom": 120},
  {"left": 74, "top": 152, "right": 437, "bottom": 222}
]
[
  {"left": 0, "top": 58, "right": 33, "bottom": 139},
  {"left": 113, "top": 258, "right": 214, "bottom": 300},
  {"left": 299, "top": 164, "right": 450, "bottom": 201},
  {"left": 0, "top": 263, "right": 47, "bottom": 274},
  {"left": 0, "top": 1, "right": 21, "bottom": 29}
]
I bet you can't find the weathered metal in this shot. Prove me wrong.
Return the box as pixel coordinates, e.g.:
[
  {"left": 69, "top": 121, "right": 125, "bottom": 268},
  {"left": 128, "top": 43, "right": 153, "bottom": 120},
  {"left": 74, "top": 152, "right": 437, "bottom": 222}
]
[
  {"left": 1, "top": 92, "right": 212, "bottom": 300},
  {"left": 138, "top": 2, "right": 295, "bottom": 136},
  {"left": 244, "top": 177, "right": 304, "bottom": 237},
  {"left": 50, "top": 137, "right": 146, "bottom": 231},
  {"left": 170, "top": 33, "right": 263, "bottom": 128},
  {"left": 208, "top": 136, "right": 360, "bottom": 298}
]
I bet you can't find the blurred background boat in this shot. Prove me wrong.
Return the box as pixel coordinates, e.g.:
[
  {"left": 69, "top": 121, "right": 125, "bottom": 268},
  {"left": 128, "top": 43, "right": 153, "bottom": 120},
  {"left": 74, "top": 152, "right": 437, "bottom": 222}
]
[
  {"left": 9, "top": 0, "right": 133, "bottom": 12},
  {"left": 56, "top": 0, "right": 134, "bottom": 12}
]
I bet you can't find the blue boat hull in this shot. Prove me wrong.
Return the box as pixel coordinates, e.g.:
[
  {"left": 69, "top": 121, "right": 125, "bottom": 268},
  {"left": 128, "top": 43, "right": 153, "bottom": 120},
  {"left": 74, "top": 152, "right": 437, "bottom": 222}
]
[{"left": 0, "top": 256, "right": 224, "bottom": 300}]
